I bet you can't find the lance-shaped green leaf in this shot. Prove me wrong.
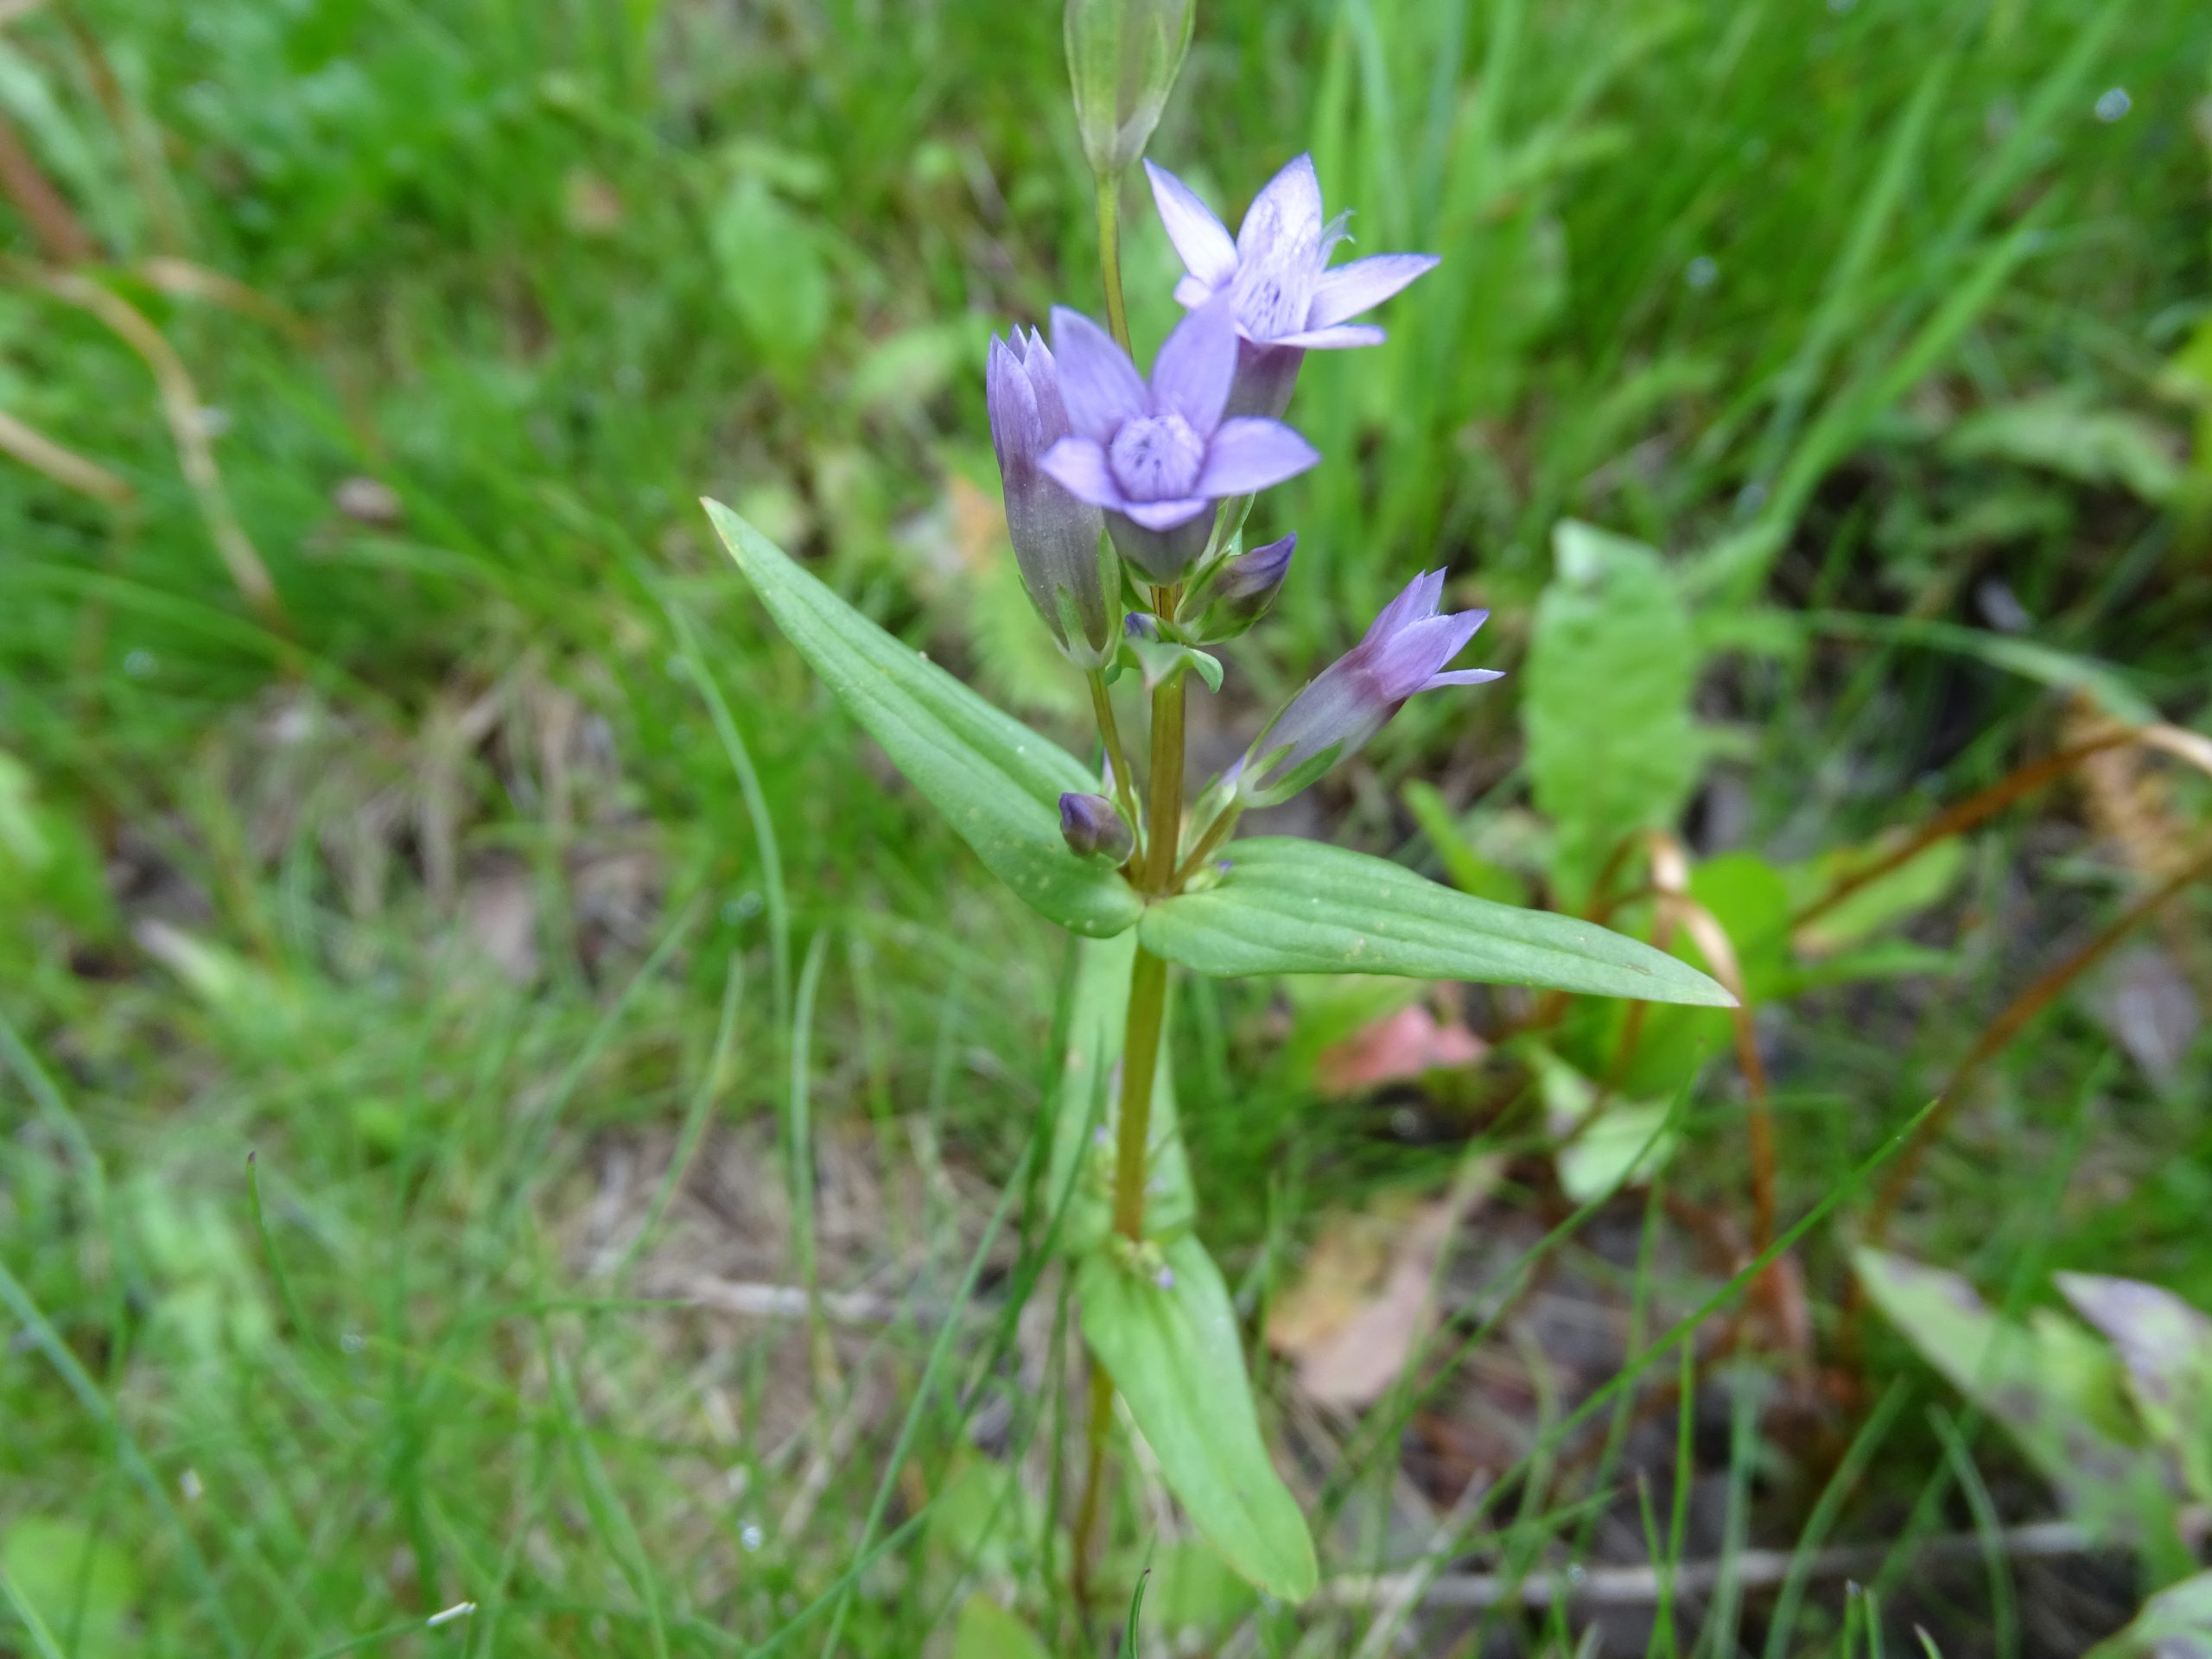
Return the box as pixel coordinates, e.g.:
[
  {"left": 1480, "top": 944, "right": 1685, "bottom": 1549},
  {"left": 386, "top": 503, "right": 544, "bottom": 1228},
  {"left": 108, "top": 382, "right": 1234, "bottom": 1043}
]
[
  {"left": 1078, "top": 1234, "right": 1318, "bottom": 1602},
  {"left": 1138, "top": 838, "right": 1734, "bottom": 1005},
  {"left": 705, "top": 500, "right": 1141, "bottom": 938}
]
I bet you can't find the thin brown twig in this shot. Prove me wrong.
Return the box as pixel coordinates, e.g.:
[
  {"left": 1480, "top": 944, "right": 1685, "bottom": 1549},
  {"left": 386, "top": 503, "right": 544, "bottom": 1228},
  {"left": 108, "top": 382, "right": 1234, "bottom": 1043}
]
[
  {"left": 1319, "top": 1506, "right": 2210, "bottom": 1611},
  {"left": 1791, "top": 730, "right": 2139, "bottom": 932},
  {"left": 0, "top": 106, "right": 96, "bottom": 262},
  {"left": 1863, "top": 836, "right": 2212, "bottom": 1247}
]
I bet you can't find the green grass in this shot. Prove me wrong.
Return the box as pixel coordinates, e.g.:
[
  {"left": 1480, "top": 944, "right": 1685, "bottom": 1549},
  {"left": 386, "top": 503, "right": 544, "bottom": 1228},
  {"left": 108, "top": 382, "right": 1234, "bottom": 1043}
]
[{"left": 3, "top": 0, "right": 2211, "bottom": 1653}]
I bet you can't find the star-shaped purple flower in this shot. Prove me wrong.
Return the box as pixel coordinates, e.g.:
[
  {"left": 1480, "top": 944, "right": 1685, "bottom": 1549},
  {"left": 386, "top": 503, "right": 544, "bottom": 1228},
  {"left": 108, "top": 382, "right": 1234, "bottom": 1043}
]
[
  {"left": 1236, "top": 569, "right": 1500, "bottom": 805},
  {"left": 1040, "top": 296, "right": 1320, "bottom": 584},
  {"left": 1145, "top": 153, "right": 1440, "bottom": 417}
]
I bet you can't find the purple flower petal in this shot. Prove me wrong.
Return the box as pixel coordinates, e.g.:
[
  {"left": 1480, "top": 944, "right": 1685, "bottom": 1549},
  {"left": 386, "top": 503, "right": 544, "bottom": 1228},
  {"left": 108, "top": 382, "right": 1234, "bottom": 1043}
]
[
  {"left": 1148, "top": 297, "right": 1237, "bottom": 435},
  {"left": 1195, "top": 416, "right": 1320, "bottom": 496},
  {"left": 1120, "top": 496, "right": 1213, "bottom": 532},
  {"left": 1039, "top": 436, "right": 1130, "bottom": 512},
  {"left": 1425, "top": 668, "right": 1505, "bottom": 689},
  {"left": 1363, "top": 569, "right": 1445, "bottom": 644},
  {"left": 1308, "top": 253, "right": 1440, "bottom": 328},
  {"left": 985, "top": 335, "right": 1037, "bottom": 469},
  {"left": 1264, "top": 322, "right": 1389, "bottom": 351},
  {"left": 1236, "top": 153, "right": 1325, "bottom": 262},
  {"left": 1173, "top": 274, "right": 1218, "bottom": 308},
  {"left": 1145, "top": 161, "right": 1238, "bottom": 288},
  {"left": 1049, "top": 307, "right": 1148, "bottom": 442}
]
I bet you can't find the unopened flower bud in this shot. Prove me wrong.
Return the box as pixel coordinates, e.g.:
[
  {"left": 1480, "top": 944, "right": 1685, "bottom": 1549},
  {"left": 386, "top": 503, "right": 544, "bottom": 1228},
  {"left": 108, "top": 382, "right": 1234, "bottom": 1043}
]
[
  {"left": 1194, "top": 532, "right": 1294, "bottom": 640},
  {"left": 988, "top": 328, "right": 1118, "bottom": 667},
  {"left": 1058, "top": 791, "right": 1135, "bottom": 862},
  {"left": 1237, "top": 570, "right": 1501, "bottom": 806},
  {"left": 1064, "top": 0, "right": 1195, "bottom": 179}
]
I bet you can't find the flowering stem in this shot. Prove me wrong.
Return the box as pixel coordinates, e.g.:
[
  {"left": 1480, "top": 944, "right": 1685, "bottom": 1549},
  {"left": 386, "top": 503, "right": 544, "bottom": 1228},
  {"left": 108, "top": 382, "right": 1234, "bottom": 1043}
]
[
  {"left": 1094, "top": 173, "right": 1132, "bottom": 354},
  {"left": 1085, "top": 668, "right": 1141, "bottom": 859},
  {"left": 1173, "top": 804, "right": 1240, "bottom": 887}
]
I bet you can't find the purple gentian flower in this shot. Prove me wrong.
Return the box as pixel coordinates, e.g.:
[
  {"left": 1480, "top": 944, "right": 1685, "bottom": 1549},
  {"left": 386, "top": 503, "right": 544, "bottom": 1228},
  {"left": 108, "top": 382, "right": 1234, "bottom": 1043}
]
[
  {"left": 1040, "top": 296, "right": 1319, "bottom": 584},
  {"left": 988, "top": 327, "right": 1116, "bottom": 668},
  {"left": 1235, "top": 569, "right": 1500, "bottom": 805},
  {"left": 1145, "top": 154, "right": 1440, "bottom": 417}
]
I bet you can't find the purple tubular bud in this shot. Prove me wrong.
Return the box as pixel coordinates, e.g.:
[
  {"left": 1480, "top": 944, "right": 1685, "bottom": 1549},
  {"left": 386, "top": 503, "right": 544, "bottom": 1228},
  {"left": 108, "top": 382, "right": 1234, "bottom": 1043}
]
[
  {"left": 1195, "top": 532, "right": 1294, "bottom": 640},
  {"left": 988, "top": 327, "right": 1118, "bottom": 667},
  {"left": 1236, "top": 569, "right": 1502, "bottom": 806},
  {"left": 1058, "top": 791, "right": 1135, "bottom": 862}
]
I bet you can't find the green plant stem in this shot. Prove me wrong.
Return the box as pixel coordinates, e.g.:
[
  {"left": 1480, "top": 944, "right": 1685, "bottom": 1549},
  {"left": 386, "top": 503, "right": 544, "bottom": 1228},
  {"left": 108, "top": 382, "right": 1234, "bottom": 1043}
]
[
  {"left": 1086, "top": 667, "right": 1141, "bottom": 855},
  {"left": 1173, "top": 804, "right": 1240, "bottom": 887},
  {"left": 1095, "top": 174, "right": 1131, "bottom": 353}
]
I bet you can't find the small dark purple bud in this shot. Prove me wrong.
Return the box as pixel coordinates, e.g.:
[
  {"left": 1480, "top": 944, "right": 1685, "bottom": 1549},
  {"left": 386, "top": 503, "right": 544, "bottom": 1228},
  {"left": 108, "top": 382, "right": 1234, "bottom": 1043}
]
[
  {"left": 1125, "top": 612, "right": 1161, "bottom": 641},
  {"left": 1195, "top": 532, "right": 1294, "bottom": 639},
  {"left": 1058, "top": 791, "right": 1135, "bottom": 862}
]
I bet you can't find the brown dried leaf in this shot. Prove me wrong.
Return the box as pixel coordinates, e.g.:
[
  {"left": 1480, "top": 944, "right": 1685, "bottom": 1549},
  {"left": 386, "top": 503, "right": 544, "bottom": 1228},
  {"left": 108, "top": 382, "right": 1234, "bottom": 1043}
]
[{"left": 1268, "top": 1160, "right": 1501, "bottom": 1409}]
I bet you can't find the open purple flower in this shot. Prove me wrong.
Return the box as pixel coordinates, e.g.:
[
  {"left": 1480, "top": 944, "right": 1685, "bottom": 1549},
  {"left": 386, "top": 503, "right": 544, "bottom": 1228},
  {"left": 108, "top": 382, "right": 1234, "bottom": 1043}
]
[
  {"left": 1145, "top": 154, "right": 1439, "bottom": 417},
  {"left": 1235, "top": 569, "right": 1500, "bottom": 805},
  {"left": 988, "top": 327, "right": 1116, "bottom": 668},
  {"left": 1040, "top": 296, "right": 1319, "bottom": 583}
]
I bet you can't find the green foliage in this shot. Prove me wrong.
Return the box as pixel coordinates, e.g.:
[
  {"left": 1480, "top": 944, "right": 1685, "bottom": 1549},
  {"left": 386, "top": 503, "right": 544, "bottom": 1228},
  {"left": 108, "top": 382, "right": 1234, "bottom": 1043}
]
[
  {"left": 1077, "top": 1235, "right": 1318, "bottom": 1603},
  {"left": 706, "top": 501, "right": 1141, "bottom": 938},
  {"left": 1140, "top": 836, "right": 1733, "bottom": 1005},
  {"left": 1523, "top": 522, "right": 1700, "bottom": 904},
  {"left": 2085, "top": 1573, "right": 2212, "bottom": 1659},
  {"left": 950, "top": 1595, "right": 1051, "bottom": 1659},
  {"left": 2058, "top": 1274, "right": 2212, "bottom": 1506},
  {"left": 1853, "top": 1250, "right": 2182, "bottom": 1548},
  {"left": 0, "top": 1518, "right": 139, "bottom": 1659},
  {"left": 711, "top": 175, "right": 831, "bottom": 385}
]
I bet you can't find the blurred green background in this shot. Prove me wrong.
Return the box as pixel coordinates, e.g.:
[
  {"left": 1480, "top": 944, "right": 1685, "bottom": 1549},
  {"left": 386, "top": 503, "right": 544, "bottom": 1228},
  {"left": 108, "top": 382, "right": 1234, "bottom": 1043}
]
[{"left": 3, "top": 0, "right": 2210, "bottom": 1653}]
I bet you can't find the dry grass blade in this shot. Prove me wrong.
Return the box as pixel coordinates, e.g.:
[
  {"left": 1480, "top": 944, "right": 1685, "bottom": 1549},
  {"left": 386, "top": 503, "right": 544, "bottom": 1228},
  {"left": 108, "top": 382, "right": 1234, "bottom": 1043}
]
[
  {"left": 137, "top": 258, "right": 315, "bottom": 346},
  {"left": 0, "top": 109, "right": 95, "bottom": 263},
  {"left": 0, "top": 406, "right": 131, "bottom": 504},
  {"left": 10, "top": 260, "right": 287, "bottom": 625}
]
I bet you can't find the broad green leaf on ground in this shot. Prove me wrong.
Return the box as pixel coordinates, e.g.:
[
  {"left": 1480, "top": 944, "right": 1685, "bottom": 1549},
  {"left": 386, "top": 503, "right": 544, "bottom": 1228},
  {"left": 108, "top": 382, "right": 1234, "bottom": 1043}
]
[
  {"left": 2083, "top": 1571, "right": 2212, "bottom": 1659},
  {"left": 710, "top": 175, "right": 829, "bottom": 376},
  {"left": 1, "top": 1517, "right": 138, "bottom": 1659},
  {"left": 1790, "top": 836, "right": 1967, "bottom": 957},
  {"left": 1945, "top": 393, "right": 2182, "bottom": 503},
  {"left": 1853, "top": 1249, "right": 2165, "bottom": 1537},
  {"left": 2057, "top": 1274, "right": 2212, "bottom": 1504},
  {"left": 1139, "top": 838, "right": 1732, "bottom": 1006},
  {"left": 1078, "top": 1235, "right": 1318, "bottom": 1602},
  {"left": 1046, "top": 932, "right": 1194, "bottom": 1259},
  {"left": 1523, "top": 520, "right": 1700, "bottom": 903},
  {"left": 706, "top": 502, "right": 1141, "bottom": 938},
  {"left": 951, "top": 1594, "right": 1052, "bottom": 1659},
  {"left": 1535, "top": 1052, "right": 1681, "bottom": 1203}
]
